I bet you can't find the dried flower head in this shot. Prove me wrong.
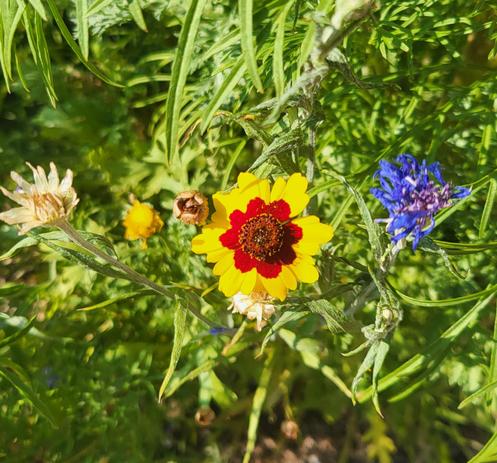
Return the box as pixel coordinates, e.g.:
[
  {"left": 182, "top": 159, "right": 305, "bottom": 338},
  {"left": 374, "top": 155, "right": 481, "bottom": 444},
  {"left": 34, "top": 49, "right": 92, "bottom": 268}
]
[
  {"left": 230, "top": 291, "right": 276, "bottom": 331},
  {"left": 123, "top": 199, "right": 164, "bottom": 247},
  {"left": 173, "top": 191, "right": 209, "bottom": 225},
  {"left": 0, "top": 162, "right": 79, "bottom": 234},
  {"left": 371, "top": 154, "right": 470, "bottom": 249},
  {"left": 194, "top": 407, "right": 216, "bottom": 427}
]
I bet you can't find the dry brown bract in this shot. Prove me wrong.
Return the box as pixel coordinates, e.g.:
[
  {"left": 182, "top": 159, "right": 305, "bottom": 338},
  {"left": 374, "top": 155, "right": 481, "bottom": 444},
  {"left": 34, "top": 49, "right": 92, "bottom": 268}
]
[{"left": 173, "top": 191, "right": 209, "bottom": 225}]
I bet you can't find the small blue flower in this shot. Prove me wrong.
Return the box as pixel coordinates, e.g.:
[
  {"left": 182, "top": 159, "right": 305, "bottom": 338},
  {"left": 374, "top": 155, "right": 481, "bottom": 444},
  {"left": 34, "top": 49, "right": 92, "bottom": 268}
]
[{"left": 371, "top": 154, "right": 470, "bottom": 250}]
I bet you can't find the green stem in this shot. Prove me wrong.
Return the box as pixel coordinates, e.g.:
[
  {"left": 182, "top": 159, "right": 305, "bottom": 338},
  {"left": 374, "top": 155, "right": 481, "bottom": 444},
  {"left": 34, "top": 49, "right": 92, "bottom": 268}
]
[{"left": 56, "top": 220, "right": 222, "bottom": 330}]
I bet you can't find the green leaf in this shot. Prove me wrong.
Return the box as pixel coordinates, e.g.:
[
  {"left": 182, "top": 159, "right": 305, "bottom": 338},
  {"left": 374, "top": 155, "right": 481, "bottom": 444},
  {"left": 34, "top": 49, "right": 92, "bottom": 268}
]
[
  {"left": 45, "top": 0, "right": 123, "bottom": 87},
  {"left": 27, "top": 0, "right": 47, "bottom": 20},
  {"left": 159, "top": 301, "right": 189, "bottom": 401},
  {"left": 221, "top": 139, "right": 247, "bottom": 189},
  {"left": 77, "top": 291, "right": 152, "bottom": 311},
  {"left": 0, "top": 0, "right": 25, "bottom": 90},
  {"left": 200, "top": 57, "right": 246, "bottom": 133},
  {"left": 242, "top": 349, "right": 274, "bottom": 463},
  {"left": 75, "top": 0, "right": 89, "bottom": 60},
  {"left": 0, "top": 316, "right": 36, "bottom": 348},
  {"left": 0, "top": 360, "right": 60, "bottom": 427},
  {"left": 372, "top": 340, "right": 390, "bottom": 416},
  {"left": 458, "top": 379, "right": 497, "bottom": 409},
  {"left": 86, "top": 0, "right": 112, "bottom": 17},
  {"left": 164, "top": 0, "right": 207, "bottom": 163},
  {"left": 479, "top": 178, "right": 497, "bottom": 239},
  {"left": 129, "top": 0, "right": 147, "bottom": 32},
  {"left": 259, "top": 309, "right": 309, "bottom": 356},
  {"left": 238, "top": 0, "right": 263, "bottom": 93},
  {"left": 0, "top": 235, "right": 38, "bottom": 261},
  {"left": 356, "top": 293, "right": 495, "bottom": 403},
  {"left": 306, "top": 299, "right": 344, "bottom": 333},
  {"left": 468, "top": 430, "right": 497, "bottom": 463},
  {"left": 272, "top": 1, "right": 293, "bottom": 97}
]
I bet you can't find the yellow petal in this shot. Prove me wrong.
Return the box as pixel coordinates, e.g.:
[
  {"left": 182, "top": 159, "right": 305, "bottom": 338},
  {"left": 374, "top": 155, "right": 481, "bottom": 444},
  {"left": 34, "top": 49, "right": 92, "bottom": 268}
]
[
  {"left": 270, "top": 176, "right": 287, "bottom": 202},
  {"left": 206, "top": 247, "right": 231, "bottom": 263},
  {"left": 293, "top": 216, "right": 334, "bottom": 255},
  {"left": 260, "top": 275, "right": 287, "bottom": 301},
  {"left": 191, "top": 228, "right": 224, "bottom": 254},
  {"left": 291, "top": 255, "right": 319, "bottom": 283},
  {"left": 280, "top": 266, "right": 297, "bottom": 290},
  {"left": 237, "top": 172, "right": 270, "bottom": 205},
  {"left": 211, "top": 190, "right": 240, "bottom": 226},
  {"left": 213, "top": 252, "right": 235, "bottom": 275},
  {"left": 284, "top": 173, "right": 309, "bottom": 216},
  {"left": 240, "top": 269, "right": 257, "bottom": 294},
  {"left": 219, "top": 266, "right": 244, "bottom": 297}
]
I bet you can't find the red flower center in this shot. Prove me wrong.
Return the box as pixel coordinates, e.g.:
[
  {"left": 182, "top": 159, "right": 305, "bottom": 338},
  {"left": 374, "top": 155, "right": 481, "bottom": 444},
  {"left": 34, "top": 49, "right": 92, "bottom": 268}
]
[
  {"left": 219, "top": 197, "right": 302, "bottom": 278},
  {"left": 240, "top": 213, "right": 284, "bottom": 260}
]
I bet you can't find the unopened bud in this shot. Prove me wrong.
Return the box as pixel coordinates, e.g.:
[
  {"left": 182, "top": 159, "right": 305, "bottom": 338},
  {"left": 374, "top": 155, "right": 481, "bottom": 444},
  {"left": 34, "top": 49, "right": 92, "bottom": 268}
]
[
  {"left": 195, "top": 406, "right": 216, "bottom": 427},
  {"left": 173, "top": 191, "right": 209, "bottom": 225}
]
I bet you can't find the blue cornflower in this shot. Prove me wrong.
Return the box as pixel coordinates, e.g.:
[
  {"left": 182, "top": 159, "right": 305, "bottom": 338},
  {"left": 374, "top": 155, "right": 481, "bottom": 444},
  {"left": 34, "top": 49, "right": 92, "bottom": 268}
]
[{"left": 371, "top": 154, "right": 470, "bottom": 250}]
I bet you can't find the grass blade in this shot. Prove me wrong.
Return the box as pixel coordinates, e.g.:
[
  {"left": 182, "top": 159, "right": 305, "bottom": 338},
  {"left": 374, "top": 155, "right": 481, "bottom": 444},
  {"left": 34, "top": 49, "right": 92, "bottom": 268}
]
[
  {"left": 164, "top": 0, "right": 207, "bottom": 163},
  {"left": 26, "top": 0, "right": 47, "bottom": 20},
  {"left": 238, "top": 0, "right": 263, "bottom": 93}
]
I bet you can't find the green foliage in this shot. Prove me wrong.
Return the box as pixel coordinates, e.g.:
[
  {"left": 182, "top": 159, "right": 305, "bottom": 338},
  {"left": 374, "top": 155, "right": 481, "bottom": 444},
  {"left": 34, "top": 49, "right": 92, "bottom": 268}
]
[{"left": 1, "top": 0, "right": 497, "bottom": 461}]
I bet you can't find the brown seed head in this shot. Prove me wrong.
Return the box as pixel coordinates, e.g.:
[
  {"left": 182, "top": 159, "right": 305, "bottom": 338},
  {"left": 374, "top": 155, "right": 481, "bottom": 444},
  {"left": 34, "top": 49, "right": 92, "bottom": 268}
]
[
  {"left": 194, "top": 406, "right": 216, "bottom": 427},
  {"left": 173, "top": 191, "right": 209, "bottom": 225}
]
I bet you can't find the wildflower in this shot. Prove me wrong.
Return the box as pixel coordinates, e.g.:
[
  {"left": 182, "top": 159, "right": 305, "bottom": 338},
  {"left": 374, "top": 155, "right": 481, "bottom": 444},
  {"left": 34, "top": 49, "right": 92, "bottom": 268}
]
[
  {"left": 0, "top": 162, "right": 79, "bottom": 234},
  {"left": 173, "top": 191, "right": 209, "bottom": 225},
  {"left": 123, "top": 198, "right": 163, "bottom": 247},
  {"left": 371, "top": 154, "right": 470, "bottom": 249},
  {"left": 230, "top": 292, "right": 276, "bottom": 331},
  {"left": 192, "top": 172, "right": 333, "bottom": 300}
]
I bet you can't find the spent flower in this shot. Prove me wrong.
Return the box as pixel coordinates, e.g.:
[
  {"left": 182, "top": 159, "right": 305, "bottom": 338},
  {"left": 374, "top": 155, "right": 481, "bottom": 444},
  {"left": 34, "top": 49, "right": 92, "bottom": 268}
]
[
  {"left": 173, "top": 191, "right": 209, "bottom": 225},
  {"left": 230, "top": 291, "right": 276, "bottom": 331},
  {"left": 192, "top": 172, "right": 333, "bottom": 300},
  {"left": 371, "top": 154, "right": 470, "bottom": 249},
  {"left": 0, "top": 162, "right": 79, "bottom": 234}
]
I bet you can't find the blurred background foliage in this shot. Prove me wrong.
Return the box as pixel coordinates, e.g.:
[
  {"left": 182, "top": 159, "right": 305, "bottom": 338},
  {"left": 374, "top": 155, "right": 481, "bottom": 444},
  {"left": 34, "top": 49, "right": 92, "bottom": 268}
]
[{"left": 1, "top": 0, "right": 497, "bottom": 462}]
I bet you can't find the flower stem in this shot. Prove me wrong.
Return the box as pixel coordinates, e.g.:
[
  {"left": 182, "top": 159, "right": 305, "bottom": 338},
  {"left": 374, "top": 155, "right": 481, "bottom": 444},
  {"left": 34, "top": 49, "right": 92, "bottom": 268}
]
[{"left": 56, "top": 220, "right": 222, "bottom": 329}]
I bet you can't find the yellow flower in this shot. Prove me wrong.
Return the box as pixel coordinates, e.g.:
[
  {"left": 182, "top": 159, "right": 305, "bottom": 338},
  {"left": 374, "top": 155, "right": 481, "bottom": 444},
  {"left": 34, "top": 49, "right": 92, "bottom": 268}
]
[
  {"left": 123, "top": 199, "right": 163, "bottom": 246},
  {"left": 0, "top": 162, "right": 79, "bottom": 234},
  {"left": 192, "top": 172, "right": 333, "bottom": 301}
]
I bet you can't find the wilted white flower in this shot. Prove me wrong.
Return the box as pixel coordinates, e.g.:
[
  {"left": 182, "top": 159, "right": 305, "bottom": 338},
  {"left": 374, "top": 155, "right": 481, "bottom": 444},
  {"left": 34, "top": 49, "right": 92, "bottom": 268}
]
[
  {"left": 0, "top": 162, "right": 79, "bottom": 234},
  {"left": 230, "top": 292, "right": 276, "bottom": 331}
]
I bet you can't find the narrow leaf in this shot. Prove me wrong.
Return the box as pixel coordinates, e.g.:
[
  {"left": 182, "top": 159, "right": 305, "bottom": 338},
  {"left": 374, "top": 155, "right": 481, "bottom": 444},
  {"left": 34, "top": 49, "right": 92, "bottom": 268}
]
[
  {"left": 129, "top": 0, "right": 148, "bottom": 32},
  {"left": 479, "top": 178, "right": 497, "bottom": 239},
  {"left": 164, "top": 0, "right": 207, "bottom": 163},
  {"left": 243, "top": 350, "right": 274, "bottom": 463},
  {"left": 75, "top": 0, "right": 89, "bottom": 59},
  {"left": 159, "top": 301, "right": 189, "bottom": 401},
  {"left": 238, "top": 0, "right": 263, "bottom": 93}
]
